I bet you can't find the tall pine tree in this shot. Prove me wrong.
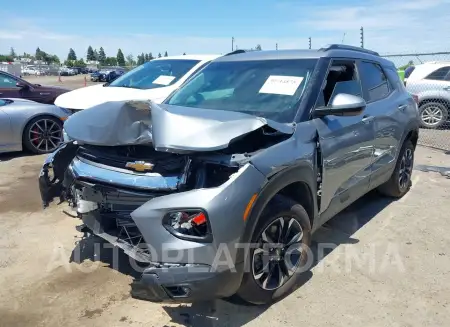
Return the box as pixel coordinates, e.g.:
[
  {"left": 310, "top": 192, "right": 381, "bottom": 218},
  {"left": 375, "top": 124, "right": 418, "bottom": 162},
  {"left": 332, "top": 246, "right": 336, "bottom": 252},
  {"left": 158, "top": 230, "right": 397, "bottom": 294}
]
[
  {"left": 98, "top": 47, "right": 106, "bottom": 64},
  {"left": 116, "top": 48, "right": 125, "bottom": 66},
  {"left": 87, "top": 46, "right": 95, "bottom": 61},
  {"left": 67, "top": 48, "right": 77, "bottom": 61}
]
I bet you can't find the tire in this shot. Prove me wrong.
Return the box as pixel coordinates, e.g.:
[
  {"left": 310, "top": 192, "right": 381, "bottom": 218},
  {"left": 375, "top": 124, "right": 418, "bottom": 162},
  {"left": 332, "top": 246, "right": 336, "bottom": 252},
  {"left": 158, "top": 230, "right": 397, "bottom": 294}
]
[
  {"left": 236, "top": 194, "right": 312, "bottom": 305},
  {"left": 419, "top": 102, "right": 449, "bottom": 129},
  {"left": 23, "top": 116, "right": 63, "bottom": 154},
  {"left": 378, "top": 140, "right": 414, "bottom": 198}
]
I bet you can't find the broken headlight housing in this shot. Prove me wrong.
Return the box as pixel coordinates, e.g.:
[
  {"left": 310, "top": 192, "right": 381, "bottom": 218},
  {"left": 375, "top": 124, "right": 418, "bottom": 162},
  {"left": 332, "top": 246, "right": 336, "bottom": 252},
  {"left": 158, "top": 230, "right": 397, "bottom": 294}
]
[{"left": 162, "top": 210, "right": 212, "bottom": 242}]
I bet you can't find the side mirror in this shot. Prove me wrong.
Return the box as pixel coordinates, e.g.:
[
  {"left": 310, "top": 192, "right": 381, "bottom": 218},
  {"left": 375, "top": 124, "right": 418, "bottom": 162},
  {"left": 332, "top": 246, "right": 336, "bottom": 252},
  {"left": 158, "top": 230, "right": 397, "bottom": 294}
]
[
  {"left": 314, "top": 93, "right": 366, "bottom": 117},
  {"left": 16, "top": 81, "right": 29, "bottom": 89}
]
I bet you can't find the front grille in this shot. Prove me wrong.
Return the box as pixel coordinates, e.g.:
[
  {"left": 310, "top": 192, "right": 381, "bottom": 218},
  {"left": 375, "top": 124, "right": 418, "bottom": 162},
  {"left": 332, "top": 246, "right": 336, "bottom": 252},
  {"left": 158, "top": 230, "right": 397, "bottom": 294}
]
[
  {"left": 77, "top": 145, "right": 188, "bottom": 174},
  {"left": 75, "top": 180, "right": 158, "bottom": 262}
]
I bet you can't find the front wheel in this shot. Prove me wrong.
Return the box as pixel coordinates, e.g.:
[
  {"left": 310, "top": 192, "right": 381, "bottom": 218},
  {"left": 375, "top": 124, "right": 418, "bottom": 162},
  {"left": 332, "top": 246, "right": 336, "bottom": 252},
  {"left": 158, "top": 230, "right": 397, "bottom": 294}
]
[
  {"left": 419, "top": 102, "right": 448, "bottom": 129},
  {"left": 236, "top": 195, "right": 312, "bottom": 305}
]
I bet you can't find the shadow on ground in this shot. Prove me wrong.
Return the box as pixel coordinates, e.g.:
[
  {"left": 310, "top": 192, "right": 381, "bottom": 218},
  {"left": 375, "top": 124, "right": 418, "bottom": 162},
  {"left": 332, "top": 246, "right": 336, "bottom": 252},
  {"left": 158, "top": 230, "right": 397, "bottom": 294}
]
[
  {"left": 0, "top": 151, "right": 32, "bottom": 162},
  {"left": 69, "top": 190, "right": 395, "bottom": 327}
]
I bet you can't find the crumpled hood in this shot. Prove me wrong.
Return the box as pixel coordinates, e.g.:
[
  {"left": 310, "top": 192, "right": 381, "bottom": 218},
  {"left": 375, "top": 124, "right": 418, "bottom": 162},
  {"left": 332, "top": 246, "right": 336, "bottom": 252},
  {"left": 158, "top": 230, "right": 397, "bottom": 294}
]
[
  {"left": 54, "top": 84, "right": 169, "bottom": 110},
  {"left": 63, "top": 100, "right": 294, "bottom": 152}
]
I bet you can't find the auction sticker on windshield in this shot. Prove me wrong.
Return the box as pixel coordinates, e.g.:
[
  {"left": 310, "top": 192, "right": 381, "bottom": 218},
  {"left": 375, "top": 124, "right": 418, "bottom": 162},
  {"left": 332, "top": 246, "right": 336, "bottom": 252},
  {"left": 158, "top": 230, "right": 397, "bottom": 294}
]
[
  {"left": 259, "top": 75, "right": 304, "bottom": 96},
  {"left": 153, "top": 75, "right": 176, "bottom": 85}
]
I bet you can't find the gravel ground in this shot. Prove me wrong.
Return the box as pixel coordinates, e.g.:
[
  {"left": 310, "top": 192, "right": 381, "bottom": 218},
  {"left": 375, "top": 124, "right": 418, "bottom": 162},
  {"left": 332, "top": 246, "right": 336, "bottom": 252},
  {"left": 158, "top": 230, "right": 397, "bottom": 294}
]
[
  {"left": 24, "top": 74, "right": 99, "bottom": 90},
  {"left": 0, "top": 146, "right": 449, "bottom": 327}
]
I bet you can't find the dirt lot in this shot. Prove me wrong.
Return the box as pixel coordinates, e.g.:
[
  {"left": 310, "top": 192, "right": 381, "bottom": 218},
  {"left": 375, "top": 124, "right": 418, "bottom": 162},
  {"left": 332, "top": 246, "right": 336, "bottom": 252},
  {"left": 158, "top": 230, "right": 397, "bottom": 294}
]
[
  {"left": 25, "top": 74, "right": 99, "bottom": 90},
  {"left": 0, "top": 146, "right": 449, "bottom": 327}
]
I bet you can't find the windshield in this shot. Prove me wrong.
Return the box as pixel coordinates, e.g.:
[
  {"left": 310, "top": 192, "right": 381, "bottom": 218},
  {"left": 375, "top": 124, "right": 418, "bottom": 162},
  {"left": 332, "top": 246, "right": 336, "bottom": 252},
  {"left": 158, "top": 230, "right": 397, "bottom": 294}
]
[
  {"left": 166, "top": 59, "right": 317, "bottom": 123},
  {"left": 109, "top": 59, "right": 201, "bottom": 90}
]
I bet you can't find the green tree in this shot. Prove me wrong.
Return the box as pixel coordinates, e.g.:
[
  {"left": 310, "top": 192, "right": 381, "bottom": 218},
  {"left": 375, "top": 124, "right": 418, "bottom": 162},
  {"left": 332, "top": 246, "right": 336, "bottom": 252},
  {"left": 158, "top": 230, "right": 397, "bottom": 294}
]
[
  {"left": 164, "top": 51, "right": 168, "bottom": 57},
  {"left": 144, "top": 53, "right": 149, "bottom": 62},
  {"left": 49, "top": 55, "right": 60, "bottom": 64},
  {"left": 104, "top": 57, "right": 117, "bottom": 66},
  {"left": 93, "top": 49, "right": 99, "bottom": 61},
  {"left": 67, "top": 48, "right": 77, "bottom": 61},
  {"left": 9, "top": 47, "right": 16, "bottom": 58},
  {"left": 0, "top": 55, "right": 14, "bottom": 62},
  {"left": 35, "top": 47, "right": 42, "bottom": 60},
  {"left": 126, "top": 54, "right": 135, "bottom": 66},
  {"left": 137, "top": 52, "right": 145, "bottom": 65},
  {"left": 98, "top": 47, "right": 106, "bottom": 64},
  {"left": 116, "top": 48, "right": 125, "bottom": 66},
  {"left": 148, "top": 52, "right": 154, "bottom": 60},
  {"left": 255, "top": 44, "right": 262, "bottom": 51},
  {"left": 183, "top": 52, "right": 186, "bottom": 55},
  {"left": 87, "top": 46, "right": 95, "bottom": 61},
  {"left": 74, "top": 58, "right": 87, "bottom": 67},
  {"left": 158, "top": 52, "right": 162, "bottom": 58},
  {"left": 64, "top": 60, "right": 74, "bottom": 67}
]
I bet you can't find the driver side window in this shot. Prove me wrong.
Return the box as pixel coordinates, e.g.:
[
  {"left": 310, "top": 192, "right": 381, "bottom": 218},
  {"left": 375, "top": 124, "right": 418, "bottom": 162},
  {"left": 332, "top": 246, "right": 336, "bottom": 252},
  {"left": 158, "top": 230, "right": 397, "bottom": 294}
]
[
  {"left": 0, "top": 73, "right": 18, "bottom": 88},
  {"left": 316, "top": 60, "right": 362, "bottom": 107}
]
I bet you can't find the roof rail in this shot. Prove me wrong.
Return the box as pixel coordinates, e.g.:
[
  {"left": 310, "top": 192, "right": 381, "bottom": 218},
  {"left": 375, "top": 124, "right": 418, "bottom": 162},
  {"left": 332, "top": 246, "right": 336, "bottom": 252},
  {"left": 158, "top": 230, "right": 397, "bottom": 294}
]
[
  {"left": 224, "top": 49, "right": 246, "bottom": 56},
  {"left": 319, "top": 44, "right": 380, "bottom": 56}
]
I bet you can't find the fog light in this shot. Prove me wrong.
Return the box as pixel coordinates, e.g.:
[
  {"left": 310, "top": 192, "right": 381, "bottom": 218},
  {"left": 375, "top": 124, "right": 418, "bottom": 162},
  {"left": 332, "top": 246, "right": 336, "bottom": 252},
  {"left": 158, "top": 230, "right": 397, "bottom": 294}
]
[{"left": 163, "top": 210, "right": 211, "bottom": 242}]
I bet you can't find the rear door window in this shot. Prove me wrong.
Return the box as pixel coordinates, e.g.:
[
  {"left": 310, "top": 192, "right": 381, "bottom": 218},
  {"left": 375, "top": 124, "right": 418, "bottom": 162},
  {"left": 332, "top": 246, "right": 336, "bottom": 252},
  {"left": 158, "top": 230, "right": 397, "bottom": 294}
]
[
  {"left": 359, "top": 62, "right": 390, "bottom": 102},
  {"left": 426, "top": 66, "right": 450, "bottom": 81}
]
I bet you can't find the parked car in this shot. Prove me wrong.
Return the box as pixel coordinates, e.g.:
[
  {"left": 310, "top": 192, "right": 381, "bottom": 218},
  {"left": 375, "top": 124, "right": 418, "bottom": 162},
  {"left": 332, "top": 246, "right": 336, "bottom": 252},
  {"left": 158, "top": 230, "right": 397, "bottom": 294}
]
[
  {"left": 54, "top": 55, "right": 220, "bottom": 111},
  {"left": 0, "top": 98, "right": 71, "bottom": 154},
  {"left": 39, "top": 45, "right": 419, "bottom": 304},
  {"left": 0, "top": 70, "right": 70, "bottom": 104},
  {"left": 405, "top": 61, "right": 450, "bottom": 129},
  {"left": 90, "top": 70, "right": 102, "bottom": 82}
]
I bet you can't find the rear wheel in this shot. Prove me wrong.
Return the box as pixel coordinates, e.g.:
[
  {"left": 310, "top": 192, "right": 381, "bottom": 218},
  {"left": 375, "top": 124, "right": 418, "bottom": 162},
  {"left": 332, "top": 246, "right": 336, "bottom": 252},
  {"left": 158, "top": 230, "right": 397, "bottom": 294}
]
[
  {"left": 23, "top": 116, "right": 63, "bottom": 154},
  {"left": 378, "top": 140, "right": 414, "bottom": 198},
  {"left": 236, "top": 195, "right": 312, "bottom": 305},
  {"left": 419, "top": 102, "right": 448, "bottom": 129}
]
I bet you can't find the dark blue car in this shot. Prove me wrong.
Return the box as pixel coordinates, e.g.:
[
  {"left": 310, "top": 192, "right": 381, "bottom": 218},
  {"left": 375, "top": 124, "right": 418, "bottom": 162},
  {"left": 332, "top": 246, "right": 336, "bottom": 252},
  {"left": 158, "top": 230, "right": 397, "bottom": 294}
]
[{"left": 90, "top": 68, "right": 126, "bottom": 82}]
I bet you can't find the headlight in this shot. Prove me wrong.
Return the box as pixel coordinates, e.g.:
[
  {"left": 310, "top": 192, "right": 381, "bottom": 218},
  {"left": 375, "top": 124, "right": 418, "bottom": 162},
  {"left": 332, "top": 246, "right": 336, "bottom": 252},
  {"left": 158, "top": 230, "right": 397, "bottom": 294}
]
[
  {"left": 162, "top": 210, "right": 212, "bottom": 242},
  {"left": 63, "top": 129, "right": 71, "bottom": 142}
]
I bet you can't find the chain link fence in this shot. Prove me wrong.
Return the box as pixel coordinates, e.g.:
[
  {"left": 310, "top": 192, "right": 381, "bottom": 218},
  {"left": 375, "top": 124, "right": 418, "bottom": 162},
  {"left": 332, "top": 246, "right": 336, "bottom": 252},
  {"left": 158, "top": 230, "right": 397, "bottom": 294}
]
[{"left": 381, "top": 51, "right": 450, "bottom": 151}]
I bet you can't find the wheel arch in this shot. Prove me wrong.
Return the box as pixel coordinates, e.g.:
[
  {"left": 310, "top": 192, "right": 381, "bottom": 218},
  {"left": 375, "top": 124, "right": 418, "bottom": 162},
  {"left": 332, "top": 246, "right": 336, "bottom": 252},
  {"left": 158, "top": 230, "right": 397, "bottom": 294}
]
[
  {"left": 236, "top": 163, "right": 318, "bottom": 264},
  {"left": 418, "top": 98, "right": 450, "bottom": 110}
]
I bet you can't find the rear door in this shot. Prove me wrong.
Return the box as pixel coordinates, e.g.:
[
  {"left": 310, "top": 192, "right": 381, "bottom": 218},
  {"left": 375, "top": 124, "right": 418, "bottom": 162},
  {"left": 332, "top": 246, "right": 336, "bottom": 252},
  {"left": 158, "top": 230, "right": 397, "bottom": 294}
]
[
  {"left": 357, "top": 61, "right": 409, "bottom": 187},
  {"left": 315, "top": 59, "right": 375, "bottom": 222}
]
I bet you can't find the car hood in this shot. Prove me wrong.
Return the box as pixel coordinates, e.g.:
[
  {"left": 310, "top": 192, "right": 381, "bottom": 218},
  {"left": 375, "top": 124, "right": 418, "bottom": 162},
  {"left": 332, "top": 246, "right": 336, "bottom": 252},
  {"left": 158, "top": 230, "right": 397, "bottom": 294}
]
[
  {"left": 63, "top": 100, "right": 294, "bottom": 152},
  {"left": 54, "top": 84, "right": 171, "bottom": 109}
]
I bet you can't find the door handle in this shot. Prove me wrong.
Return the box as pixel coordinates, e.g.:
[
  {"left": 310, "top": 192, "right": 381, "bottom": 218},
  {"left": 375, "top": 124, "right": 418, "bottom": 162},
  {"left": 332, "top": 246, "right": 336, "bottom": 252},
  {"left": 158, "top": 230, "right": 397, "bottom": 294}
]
[
  {"left": 398, "top": 104, "right": 408, "bottom": 111},
  {"left": 39, "top": 92, "right": 50, "bottom": 95},
  {"left": 362, "top": 115, "right": 374, "bottom": 124}
]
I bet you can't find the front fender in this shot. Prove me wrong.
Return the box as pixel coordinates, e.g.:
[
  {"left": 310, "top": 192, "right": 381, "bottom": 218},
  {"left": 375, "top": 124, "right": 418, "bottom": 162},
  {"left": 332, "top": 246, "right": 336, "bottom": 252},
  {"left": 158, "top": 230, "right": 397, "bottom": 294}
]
[{"left": 236, "top": 162, "right": 318, "bottom": 264}]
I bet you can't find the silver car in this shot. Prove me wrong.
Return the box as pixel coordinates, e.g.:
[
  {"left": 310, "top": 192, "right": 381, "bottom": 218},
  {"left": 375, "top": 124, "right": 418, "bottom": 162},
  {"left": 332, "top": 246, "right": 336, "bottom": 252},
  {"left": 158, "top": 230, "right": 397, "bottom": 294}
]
[
  {"left": 39, "top": 45, "right": 419, "bottom": 305},
  {"left": 0, "top": 98, "right": 71, "bottom": 154},
  {"left": 405, "top": 61, "right": 450, "bottom": 129}
]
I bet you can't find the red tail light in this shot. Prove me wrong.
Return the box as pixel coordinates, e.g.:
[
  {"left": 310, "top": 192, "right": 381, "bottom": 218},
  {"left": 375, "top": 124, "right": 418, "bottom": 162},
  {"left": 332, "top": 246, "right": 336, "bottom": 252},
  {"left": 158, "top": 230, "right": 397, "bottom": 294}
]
[{"left": 411, "top": 94, "right": 419, "bottom": 105}]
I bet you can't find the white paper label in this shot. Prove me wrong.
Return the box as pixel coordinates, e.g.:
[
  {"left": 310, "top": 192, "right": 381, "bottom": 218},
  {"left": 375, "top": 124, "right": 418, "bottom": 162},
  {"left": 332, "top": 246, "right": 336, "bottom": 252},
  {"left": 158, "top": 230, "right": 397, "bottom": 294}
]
[
  {"left": 152, "top": 75, "right": 176, "bottom": 85},
  {"left": 259, "top": 75, "right": 304, "bottom": 96}
]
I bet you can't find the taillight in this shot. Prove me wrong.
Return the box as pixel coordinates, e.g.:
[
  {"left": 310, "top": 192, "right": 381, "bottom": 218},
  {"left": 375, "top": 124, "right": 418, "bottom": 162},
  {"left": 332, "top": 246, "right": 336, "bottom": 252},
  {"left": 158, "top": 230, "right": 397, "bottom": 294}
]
[{"left": 411, "top": 94, "right": 419, "bottom": 105}]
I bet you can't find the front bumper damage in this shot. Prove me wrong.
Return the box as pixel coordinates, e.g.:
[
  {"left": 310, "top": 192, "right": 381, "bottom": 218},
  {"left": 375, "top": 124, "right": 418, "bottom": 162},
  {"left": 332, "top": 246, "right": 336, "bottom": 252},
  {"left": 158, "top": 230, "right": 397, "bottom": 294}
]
[{"left": 39, "top": 142, "right": 266, "bottom": 302}]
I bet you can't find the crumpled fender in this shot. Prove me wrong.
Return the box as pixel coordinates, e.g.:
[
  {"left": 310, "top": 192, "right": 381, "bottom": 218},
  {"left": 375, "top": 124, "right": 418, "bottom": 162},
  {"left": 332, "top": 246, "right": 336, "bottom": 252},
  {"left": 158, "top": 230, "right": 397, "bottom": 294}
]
[{"left": 38, "top": 141, "right": 78, "bottom": 208}]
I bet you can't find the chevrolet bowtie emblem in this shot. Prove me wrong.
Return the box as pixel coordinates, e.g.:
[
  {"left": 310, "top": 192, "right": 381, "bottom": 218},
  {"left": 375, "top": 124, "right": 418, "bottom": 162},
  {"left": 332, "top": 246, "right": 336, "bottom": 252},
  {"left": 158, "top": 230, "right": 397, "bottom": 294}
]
[{"left": 125, "top": 161, "right": 154, "bottom": 172}]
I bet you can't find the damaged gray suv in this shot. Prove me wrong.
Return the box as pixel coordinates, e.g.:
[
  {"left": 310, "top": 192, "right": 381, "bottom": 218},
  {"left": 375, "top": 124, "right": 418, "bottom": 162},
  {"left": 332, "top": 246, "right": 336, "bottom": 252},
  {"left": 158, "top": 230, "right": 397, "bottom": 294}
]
[{"left": 39, "top": 45, "right": 420, "bottom": 305}]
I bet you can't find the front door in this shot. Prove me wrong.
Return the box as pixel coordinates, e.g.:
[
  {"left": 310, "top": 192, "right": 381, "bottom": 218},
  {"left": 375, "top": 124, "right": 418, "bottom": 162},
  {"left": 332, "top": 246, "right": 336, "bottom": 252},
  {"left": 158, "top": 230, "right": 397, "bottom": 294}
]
[
  {"left": 0, "top": 106, "right": 14, "bottom": 152},
  {"left": 0, "top": 72, "right": 21, "bottom": 99},
  {"left": 314, "top": 59, "right": 375, "bottom": 223}
]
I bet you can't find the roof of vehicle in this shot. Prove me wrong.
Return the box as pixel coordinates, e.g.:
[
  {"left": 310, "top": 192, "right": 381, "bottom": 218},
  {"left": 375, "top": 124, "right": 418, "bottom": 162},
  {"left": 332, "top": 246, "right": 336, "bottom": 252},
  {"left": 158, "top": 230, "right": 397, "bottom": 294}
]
[
  {"left": 407, "top": 61, "right": 450, "bottom": 82},
  {"left": 152, "top": 54, "right": 220, "bottom": 61},
  {"left": 214, "top": 45, "right": 395, "bottom": 68}
]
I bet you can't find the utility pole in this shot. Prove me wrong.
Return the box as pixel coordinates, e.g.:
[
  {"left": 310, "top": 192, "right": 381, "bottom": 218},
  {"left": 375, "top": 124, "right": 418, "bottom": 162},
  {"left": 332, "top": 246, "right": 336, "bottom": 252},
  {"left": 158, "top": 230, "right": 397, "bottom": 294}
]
[
  {"left": 276, "top": 43, "right": 278, "bottom": 50},
  {"left": 231, "top": 37, "right": 234, "bottom": 51},
  {"left": 308, "top": 37, "right": 311, "bottom": 49},
  {"left": 360, "top": 27, "right": 364, "bottom": 48}
]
